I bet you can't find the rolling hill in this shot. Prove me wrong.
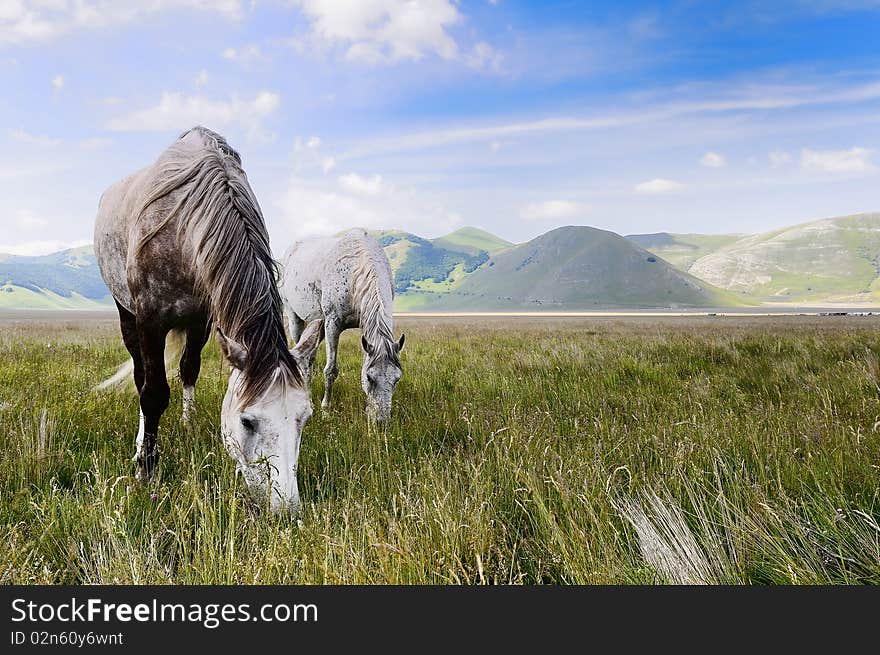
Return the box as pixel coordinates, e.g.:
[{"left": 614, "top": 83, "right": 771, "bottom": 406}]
[
  {"left": 398, "top": 226, "right": 740, "bottom": 310},
  {"left": 431, "top": 226, "right": 513, "bottom": 256},
  {"left": 0, "top": 246, "right": 113, "bottom": 310},
  {"left": 626, "top": 233, "right": 744, "bottom": 270},
  {"left": 8, "top": 213, "right": 880, "bottom": 311},
  {"left": 630, "top": 212, "right": 880, "bottom": 305}
]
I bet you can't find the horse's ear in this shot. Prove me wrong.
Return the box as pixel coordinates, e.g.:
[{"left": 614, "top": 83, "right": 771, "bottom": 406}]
[
  {"left": 216, "top": 327, "right": 247, "bottom": 369},
  {"left": 361, "top": 334, "right": 374, "bottom": 356},
  {"left": 291, "top": 319, "right": 323, "bottom": 378},
  {"left": 396, "top": 333, "right": 405, "bottom": 352}
]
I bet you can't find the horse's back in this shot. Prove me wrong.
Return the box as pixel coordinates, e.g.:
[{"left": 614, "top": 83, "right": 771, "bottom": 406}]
[
  {"left": 281, "top": 229, "right": 393, "bottom": 327},
  {"left": 93, "top": 168, "right": 152, "bottom": 311},
  {"left": 94, "top": 127, "right": 240, "bottom": 317}
]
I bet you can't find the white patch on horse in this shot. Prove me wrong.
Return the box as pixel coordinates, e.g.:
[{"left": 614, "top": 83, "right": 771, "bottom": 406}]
[
  {"left": 132, "top": 409, "right": 145, "bottom": 463},
  {"left": 182, "top": 385, "right": 195, "bottom": 423}
]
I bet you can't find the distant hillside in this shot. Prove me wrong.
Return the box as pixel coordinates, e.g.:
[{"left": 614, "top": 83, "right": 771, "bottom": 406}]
[
  {"left": 372, "top": 228, "right": 492, "bottom": 297},
  {"left": 626, "top": 233, "right": 743, "bottom": 270},
  {"left": 398, "top": 226, "right": 741, "bottom": 310},
  {"left": 432, "top": 226, "right": 513, "bottom": 255},
  {"left": 685, "top": 213, "right": 880, "bottom": 304},
  {"left": 0, "top": 246, "right": 113, "bottom": 310},
  {"left": 11, "top": 214, "right": 879, "bottom": 311}
]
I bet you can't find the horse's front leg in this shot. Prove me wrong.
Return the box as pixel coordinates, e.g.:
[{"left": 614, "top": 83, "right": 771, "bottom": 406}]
[
  {"left": 321, "top": 319, "right": 341, "bottom": 412},
  {"left": 179, "top": 321, "right": 210, "bottom": 426},
  {"left": 135, "top": 323, "right": 171, "bottom": 482}
]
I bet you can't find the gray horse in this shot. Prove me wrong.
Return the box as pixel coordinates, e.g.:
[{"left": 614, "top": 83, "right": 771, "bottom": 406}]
[
  {"left": 280, "top": 229, "right": 404, "bottom": 422},
  {"left": 94, "top": 126, "right": 322, "bottom": 513}
]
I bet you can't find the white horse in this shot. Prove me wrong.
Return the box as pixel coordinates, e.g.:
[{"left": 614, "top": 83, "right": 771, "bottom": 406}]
[{"left": 280, "top": 229, "right": 404, "bottom": 421}]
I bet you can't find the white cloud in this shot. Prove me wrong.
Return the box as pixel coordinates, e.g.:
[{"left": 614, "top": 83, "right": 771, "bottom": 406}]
[
  {"left": 15, "top": 210, "right": 47, "bottom": 229},
  {"left": 306, "top": 136, "right": 321, "bottom": 149},
  {"left": 51, "top": 74, "right": 64, "bottom": 92},
  {"left": 221, "top": 44, "right": 268, "bottom": 66},
  {"left": 105, "top": 91, "right": 280, "bottom": 142},
  {"left": 0, "top": 239, "right": 90, "bottom": 257},
  {"left": 294, "top": 0, "right": 461, "bottom": 64},
  {"left": 634, "top": 178, "right": 684, "bottom": 194},
  {"left": 338, "top": 172, "right": 384, "bottom": 196},
  {"left": 520, "top": 200, "right": 586, "bottom": 221},
  {"left": 700, "top": 151, "right": 726, "bottom": 168},
  {"left": 0, "top": 1, "right": 244, "bottom": 45},
  {"left": 342, "top": 78, "right": 880, "bottom": 159},
  {"left": 9, "top": 128, "right": 60, "bottom": 147},
  {"left": 800, "top": 146, "right": 874, "bottom": 173},
  {"left": 321, "top": 156, "right": 336, "bottom": 173},
  {"left": 465, "top": 41, "right": 503, "bottom": 72},
  {"left": 80, "top": 136, "right": 113, "bottom": 149},
  {"left": 273, "top": 175, "right": 460, "bottom": 242},
  {"left": 195, "top": 69, "right": 209, "bottom": 87},
  {"left": 768, "top": 150, "right": 792, "bottom": 167}
]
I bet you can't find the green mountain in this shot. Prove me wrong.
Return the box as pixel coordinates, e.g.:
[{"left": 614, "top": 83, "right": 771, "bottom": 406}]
[
  {"left": 631, "top": 212, "right": 880, "bottom": 305},
  {"left": 395, "top": 226, "right": 741, "bottom": 310},
  {"left": 11, "top": 213, "right": 880, "bottom": 311},
  {"left": 0, "top": 246, "right": 113, "bottom": 310},
  {"left": 432, "top": 226, "right": 513, "bottom": 255},
  {"left": 373, "top": 230, "right": 490, "bottom": 299},
  {"left": 626, "top": 233, "right": 744, "bottom": 270}
]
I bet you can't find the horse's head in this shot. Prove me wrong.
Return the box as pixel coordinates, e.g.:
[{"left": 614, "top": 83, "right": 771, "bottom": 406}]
[
  {"left": 217, "top": 320, "right": 323, "bottom": 513},
  {"left": 361, "top": 333, "right": 404, "bottom": 422}
]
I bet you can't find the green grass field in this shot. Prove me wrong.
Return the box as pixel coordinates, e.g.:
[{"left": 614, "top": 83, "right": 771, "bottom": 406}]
[{"left": 1, "top": 314, "right": 879, "bottom": 584}]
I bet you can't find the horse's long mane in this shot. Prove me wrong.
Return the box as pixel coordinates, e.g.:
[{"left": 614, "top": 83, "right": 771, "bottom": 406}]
[
  {"left": 346, "top": 232, "right": 400, "bottom": 368},
  {"left": 135, "top": 126, "right": 300, "bottom": 404}
]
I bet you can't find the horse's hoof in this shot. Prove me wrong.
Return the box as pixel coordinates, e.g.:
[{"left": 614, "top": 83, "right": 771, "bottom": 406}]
[{"left": 134, "top": 451, "right": 159, "bottom": 483}]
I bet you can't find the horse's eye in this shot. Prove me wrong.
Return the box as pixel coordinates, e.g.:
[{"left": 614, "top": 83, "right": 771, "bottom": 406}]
[
  {"left": 240, "top": 416, "right": 257, "bottom": 432},
  {"left": 366, "top": 374, "right": 376, "bottom": 386}
]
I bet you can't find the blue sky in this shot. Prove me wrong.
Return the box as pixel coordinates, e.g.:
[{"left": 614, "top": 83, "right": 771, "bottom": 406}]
[{"left": 1, "top": 0, "right": 879, "bottom": 255}]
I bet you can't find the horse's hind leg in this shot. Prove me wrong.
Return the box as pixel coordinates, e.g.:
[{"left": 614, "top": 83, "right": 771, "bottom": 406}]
[
  {"left": 135, "top": 322, "right": 171, "bottom": 482},
  {"left": 116, "top": 301, "right": 145, "bottom": 392},
  {"left": 116, "top": 302, "right": 149, "bottom": 468},
  {"left": 179, "top": 320, "right": 210, "bottom": 426},
  {"left": 321, "top": 318, "right": 340, "bottom": 412}
]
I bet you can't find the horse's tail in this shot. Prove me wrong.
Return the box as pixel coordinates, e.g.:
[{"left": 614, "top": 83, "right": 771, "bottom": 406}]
[{"left": 95, "top": 330, "right": 186, "bottom": 392}]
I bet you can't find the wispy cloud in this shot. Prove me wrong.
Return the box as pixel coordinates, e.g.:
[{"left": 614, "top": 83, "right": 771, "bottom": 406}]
[
  {"left": 338, "top": 172, "right": 384, "bottom": 196},
  {"left": 520, "top": 200, "right": 587, "bottom": 221},
  {"left": 221, "top": 44, "right": 270, "bottom": 67},
  {"left": 342, "top": 78, "right": 880, "bottom": 159},
  {"left": 635, "top": 178, "right": 684, "bottom": 194},
  {"left": 0, "top": 1, "right": 245, "bottom": 45},
  {"left": 9, "top": 128, "right": 61, "bottom": 147},
  {"left": 273, "top": 174, "right": 460, "bottom": 242},
  {"left": 800, "top": 146, "right": 875, "bottom": 172},
  {"left": 769, "top": 150, "right": 793, "bottom": 167},
  {"left": 106, "top": 91, "right": 281, "bottom": 141},
  {"left": 700, "top": 151, "right": 726, "bottom": 168}
]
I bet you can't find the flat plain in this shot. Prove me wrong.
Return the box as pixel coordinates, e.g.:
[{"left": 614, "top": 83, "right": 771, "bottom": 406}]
[{"left": 1, "top": 312, "right": 878, "bottom": 583}]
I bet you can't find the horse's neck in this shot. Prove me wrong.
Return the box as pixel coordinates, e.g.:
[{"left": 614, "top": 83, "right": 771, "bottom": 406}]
[{"left": 354, "top": 260, "right": 394, "bottom": 349}]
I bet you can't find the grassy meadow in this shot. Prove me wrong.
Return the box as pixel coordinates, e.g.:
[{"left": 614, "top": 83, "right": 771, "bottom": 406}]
[{"left": 1, "top": 312, "right": 879, "bottom": 584}]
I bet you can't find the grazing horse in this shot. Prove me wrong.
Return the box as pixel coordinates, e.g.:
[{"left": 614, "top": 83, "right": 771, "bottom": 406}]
[
  {"left": 94, "top": 126, "right": 322, "bottom": 513},
  {"left": 280, "top": 229, "right": 404, "bottom": 422}
]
